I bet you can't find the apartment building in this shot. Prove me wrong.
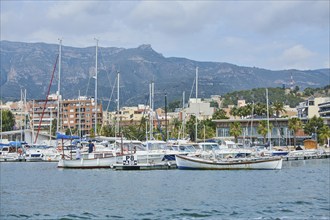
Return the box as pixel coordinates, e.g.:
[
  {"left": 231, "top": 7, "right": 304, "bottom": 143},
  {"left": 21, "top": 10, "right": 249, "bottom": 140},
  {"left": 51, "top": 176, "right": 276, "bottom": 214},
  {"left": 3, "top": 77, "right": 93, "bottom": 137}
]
[
  {"left": 29, "top": 95, "right": 102, "bottom": 136},
  {"left": 296, "top": 96, "right": 330, "bottom": 119}
]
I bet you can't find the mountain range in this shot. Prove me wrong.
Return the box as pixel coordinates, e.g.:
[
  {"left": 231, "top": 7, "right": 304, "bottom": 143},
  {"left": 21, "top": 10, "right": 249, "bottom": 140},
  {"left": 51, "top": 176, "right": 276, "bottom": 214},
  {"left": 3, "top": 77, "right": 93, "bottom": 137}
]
[{"left": 1, "top": 40, "right": 329, "bottom": 109}]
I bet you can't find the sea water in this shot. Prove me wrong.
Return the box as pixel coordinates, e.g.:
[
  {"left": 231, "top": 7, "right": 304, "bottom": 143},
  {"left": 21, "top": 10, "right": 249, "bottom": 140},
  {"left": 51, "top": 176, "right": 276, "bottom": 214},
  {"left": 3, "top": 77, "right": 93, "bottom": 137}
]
[{"left": 0, "top": 159, "right": 329, "bottom": 219}]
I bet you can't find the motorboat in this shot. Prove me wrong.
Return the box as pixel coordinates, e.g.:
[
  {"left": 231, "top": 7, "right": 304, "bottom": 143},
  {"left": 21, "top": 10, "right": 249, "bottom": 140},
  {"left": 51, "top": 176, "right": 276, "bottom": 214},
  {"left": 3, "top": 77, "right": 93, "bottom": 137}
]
[
  {"left": 116, "top": 140, "right": 164, "bottom": 164},
  {"left": 0, "top": 142, "right": 25, "bottom": 162}
]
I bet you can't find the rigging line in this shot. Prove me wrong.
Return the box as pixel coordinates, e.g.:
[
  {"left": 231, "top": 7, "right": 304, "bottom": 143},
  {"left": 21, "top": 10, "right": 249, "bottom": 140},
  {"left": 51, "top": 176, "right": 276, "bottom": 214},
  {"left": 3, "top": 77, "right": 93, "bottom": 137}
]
[
  {"left": 105, "top": 74, "right": 117, "bottom": 112},
  {"left": 85, "top": 74, "right": 91, "bottom": 97},
  {"left": 34, "top": 54, "right": 59, "bottom": 144},
  {"left": 99, "top": 46, "right": 115, "bottom": 99},
  {"left": 138, "top": 93, "right": 150, "bottom": 135},
  {"left": 188, "top": 78, "right": 196, "bottom": 101},
  {"left": 100, "top": 73, "right": 117, "bottom": 133}
]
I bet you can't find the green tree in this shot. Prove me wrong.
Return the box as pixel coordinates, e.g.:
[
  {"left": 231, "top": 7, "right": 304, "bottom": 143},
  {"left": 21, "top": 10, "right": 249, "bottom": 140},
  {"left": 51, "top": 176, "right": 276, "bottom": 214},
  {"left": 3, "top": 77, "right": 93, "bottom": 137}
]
[
  {"left": 168, "top": 100, "right": 181, "bottom": 112},
  {"left": 65, "top": 128, "right": 71, "bottom": 135},
  {"left": 210, "top": 101, "right": 219, "bottom": 108},
  {"left": 257, "top": 120, "right": 273, "bottom": 144},
  {"left": 100, "top": 125, "right": 115, "bottom": 137},
  {"left": 304, "top": 116, "right": 324, "bottom": 142},
  {"left": 186, "top": 115, "right": 197, "bottom": 141},
  {"left": 254, "top": 103, "right": 267, "bottom": 117},
  {"left": 272, "top": 101, "right": 286, "bottom": 118},
  {"left": 170, "top": 117, "right": 182, "bottom": 139},
  {"left": 230, "top": 106, "right": 239, "bottom": 118},
  {"left": 212, "top": 109, "right": 229, "bottom": 119},
  {"left": 229, "top": 121, "right": 242, "bottom": 143},
  {"left": 1, "top": 110, "right": 15, "bottom": 131},
  {"left": 89, "top": 128, "right": 95, "bottom": 138},
  {"left": 198, "top": 119, "right": 216, "bottom": 140},
  {"left": 288, "top": 117, "right": 302, "bottom": 147},
  {"left": 318, "top": 125, "right": 330, "bottom": 146},
  {"left": 51, "top": 118, "right": 57, "bottom": 136},
  {"left": 293, "top": 86, "right": 300, "bottom": 94}
]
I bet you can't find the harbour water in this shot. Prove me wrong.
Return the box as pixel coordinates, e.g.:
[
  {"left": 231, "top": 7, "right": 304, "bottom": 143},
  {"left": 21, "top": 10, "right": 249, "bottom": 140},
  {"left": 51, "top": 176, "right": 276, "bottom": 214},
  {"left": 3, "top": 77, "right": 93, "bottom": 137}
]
[{"left": 0, "top": 159, "right": 329, "bottom": 219}]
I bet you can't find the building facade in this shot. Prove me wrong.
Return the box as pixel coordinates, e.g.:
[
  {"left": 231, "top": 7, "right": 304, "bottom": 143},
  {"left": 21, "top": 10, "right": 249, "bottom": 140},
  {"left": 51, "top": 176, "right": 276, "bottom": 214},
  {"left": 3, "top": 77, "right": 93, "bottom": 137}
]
[
  {"left": 319, "top": 101, "right": 330, "bottom": 126},
  {"left": 29, "top": 95, "right": 102, "bottom": 137},
  {"left": 213, "top": 118, "right": 309, "bottom": 147},
  {"left": 296, "top": 97, "right": 330, "bottom": 119}
]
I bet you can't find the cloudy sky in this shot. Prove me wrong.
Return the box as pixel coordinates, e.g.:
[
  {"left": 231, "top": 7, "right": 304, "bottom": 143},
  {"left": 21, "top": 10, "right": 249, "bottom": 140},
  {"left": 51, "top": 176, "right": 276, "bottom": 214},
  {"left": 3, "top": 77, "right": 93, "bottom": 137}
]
[{"left": 1, "top": 1, "right": 329, "bottom": 70}]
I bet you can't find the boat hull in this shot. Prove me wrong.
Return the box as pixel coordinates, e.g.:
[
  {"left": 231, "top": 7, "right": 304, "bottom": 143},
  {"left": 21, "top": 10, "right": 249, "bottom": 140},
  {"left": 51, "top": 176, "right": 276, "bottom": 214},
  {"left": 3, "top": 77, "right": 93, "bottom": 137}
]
[
  {"left": 175, "top": 155, "right": 282, "bottom": 170},
  {"left": 58, "top": 156, "right": 120, "bottom": 169}
]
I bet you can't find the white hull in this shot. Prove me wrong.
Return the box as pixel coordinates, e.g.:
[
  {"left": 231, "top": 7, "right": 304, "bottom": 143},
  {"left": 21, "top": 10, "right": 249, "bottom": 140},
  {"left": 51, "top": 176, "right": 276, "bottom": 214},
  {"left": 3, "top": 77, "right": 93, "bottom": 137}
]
[
  {"left": 58, "top": 156, "right": 120, "bottom": 169},
  {"left": 175, "top": 155, "right": 283, "bottom": 170},
  {"left": 135, "top": 152, "right": 164, "bottom": 164}
]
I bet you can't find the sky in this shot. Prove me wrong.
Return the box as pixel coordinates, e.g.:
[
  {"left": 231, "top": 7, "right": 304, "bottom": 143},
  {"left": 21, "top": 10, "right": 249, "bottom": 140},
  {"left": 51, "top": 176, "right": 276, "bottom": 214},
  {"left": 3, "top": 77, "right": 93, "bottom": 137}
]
[{"left": 1, "top": 0, "right": 329, "bottom": 71}]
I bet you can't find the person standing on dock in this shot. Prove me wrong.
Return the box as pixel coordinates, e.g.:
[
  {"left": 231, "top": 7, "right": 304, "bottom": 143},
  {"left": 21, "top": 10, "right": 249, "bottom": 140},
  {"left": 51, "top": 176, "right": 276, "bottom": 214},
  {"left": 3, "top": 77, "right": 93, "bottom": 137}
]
[
  {"left": 76, "top": 145, "right": 82, "bottom": 160},
  {"left": 88, "top": 140, "right": 95, "bottom": 153}
]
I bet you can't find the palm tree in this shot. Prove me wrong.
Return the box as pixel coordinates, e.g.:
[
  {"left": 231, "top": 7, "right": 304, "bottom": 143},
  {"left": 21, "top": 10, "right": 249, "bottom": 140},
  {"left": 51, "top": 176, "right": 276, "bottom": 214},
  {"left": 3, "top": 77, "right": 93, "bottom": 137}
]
[
  {"left": 230, "top": 106, "right": 239, "bottom": 119},
  {"left": 272, "top": 101, "right": 286, "bottom": 118},
  {"left": 170, "top": 118, "right": 182, "bottom": 139},
  {"left": 257, "top": 120, "right": 273, "bottom": 144},
  {"left": 212, "top": 109, "right": 229, "bottom": 119},
  {"left": 254, "top": 103, "right": 267, "bottom": 117},
  {"left": 229, "top": 121, "right": 242, "bottom": 143},
  {"left": 318, "top": 125, "right": 330, "bottom": 146},
  {"left": 288, "top": 117, "right": 302, "bottom": 147}
]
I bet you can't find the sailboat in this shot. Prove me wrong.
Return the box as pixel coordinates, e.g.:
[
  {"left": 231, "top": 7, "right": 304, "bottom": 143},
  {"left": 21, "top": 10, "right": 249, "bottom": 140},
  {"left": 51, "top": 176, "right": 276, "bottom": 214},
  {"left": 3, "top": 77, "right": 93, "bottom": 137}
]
[{"left": 58, "top": 39, "right": 119, "bottom": 169}]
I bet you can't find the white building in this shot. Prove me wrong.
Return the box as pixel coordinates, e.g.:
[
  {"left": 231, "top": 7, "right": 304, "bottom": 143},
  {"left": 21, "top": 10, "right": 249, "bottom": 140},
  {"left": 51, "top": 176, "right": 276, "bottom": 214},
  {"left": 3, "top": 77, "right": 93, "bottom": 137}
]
[
  {"left": 184, "top": 98, "right": 215, "bottom": 120},
  {"left": 296, "top": 96, "right": 330, "bottom": 119}
]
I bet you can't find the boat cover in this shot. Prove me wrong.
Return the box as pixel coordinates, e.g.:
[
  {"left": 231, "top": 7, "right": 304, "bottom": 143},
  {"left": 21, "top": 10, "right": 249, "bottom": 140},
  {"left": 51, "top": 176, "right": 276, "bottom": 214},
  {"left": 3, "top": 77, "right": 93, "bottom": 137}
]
[{"left": 56, "top": 132, "right": 80, "bottom": 140}]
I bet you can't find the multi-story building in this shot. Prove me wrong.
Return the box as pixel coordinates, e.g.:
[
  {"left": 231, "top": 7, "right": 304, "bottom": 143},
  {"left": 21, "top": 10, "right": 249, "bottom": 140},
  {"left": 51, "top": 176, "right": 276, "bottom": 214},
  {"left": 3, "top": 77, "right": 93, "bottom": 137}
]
[
  {"left": 103, "top": 104, "right": 149, "bottom": 127},
  {"left": 29, "top": 95, "right": 102, "bottom": 137},
  {"left": 213, "top": 117, "right": 308, "bottom": 147},
  {"left": 296, "top": 96, "right": 330, "bottom": 119},
  {"left": 103, "top": 105, "right": 171, "bottom": 129},
  {"left": 184, "top": 98, "right": 215, "bottom": 120},
  {"left": 319, "top": 101, "right": 330, "bottom": 126}
]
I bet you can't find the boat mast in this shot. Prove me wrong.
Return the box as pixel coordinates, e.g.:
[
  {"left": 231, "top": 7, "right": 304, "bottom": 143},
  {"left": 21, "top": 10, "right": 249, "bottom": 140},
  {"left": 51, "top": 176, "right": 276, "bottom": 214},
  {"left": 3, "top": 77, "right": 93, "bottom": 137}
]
[
  {"left": 57, "top": 38, "right": 62, "bottom": 133},
  {"left": 20, "top": 89, "right": 23, "bottom": 142},
  {"left": 195, "top": 67, "right": 198, "bottom": 142},
  {"left": 116, "top": 71, "right": 120, "bottom": 138},
  {"left": 250, "top": 101, "right": 254, "bottom": 146},
  {"left": 266, "top": 88, "right": 271, "bottom": 150},
  {"left": 182, "top": 91, "right": 185, "bottom": 139},
  {"left": 165, "top": 92, "right": 167, "bottom": 141},
  {"left": 78, "top": 90, "right": 81, "bottom": 138},
  {"left": 149, "top": 81, "right": 154, "bottom": 141},
  {"left": 94, "top": 38, "right": 98, "bottom": 136}
]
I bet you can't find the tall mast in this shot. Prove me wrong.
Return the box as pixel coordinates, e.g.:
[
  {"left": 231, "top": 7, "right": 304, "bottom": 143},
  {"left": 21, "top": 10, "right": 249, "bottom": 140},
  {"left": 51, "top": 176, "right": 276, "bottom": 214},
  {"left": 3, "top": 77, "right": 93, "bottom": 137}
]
[
  {"left": 94, "top": 38, "right": 98, "bottom": 136},
  {"left": 266, "top": 88, "right": 271, "bottom": 149},
  {"left": 57, "top": 38, "right": 62, "bottom": 133},
  {"left": 165, "top": 93, "right": 167, "bottom": 141},
  {"left": 195, "top": 67, "right": 198, "bottom": 142},
  {"left": 20, "top": 89, "right": 23, "bottom": 141},
  {"left": 149, "top": 81, "right": 154, "bottom": 141},
  {"left": 116, "top": 71, "right": 120, "bottom": 138},
  {"left": 182, "top": 91, "right": 185, "bottom": 139},
  {"left": 78, "top": 90, "right": 81, "bottom": 138}
]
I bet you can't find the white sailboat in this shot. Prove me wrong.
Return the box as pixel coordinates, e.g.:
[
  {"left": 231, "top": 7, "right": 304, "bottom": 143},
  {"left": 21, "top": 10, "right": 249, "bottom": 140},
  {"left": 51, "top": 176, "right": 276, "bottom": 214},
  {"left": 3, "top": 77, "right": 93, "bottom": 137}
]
[{"left": 58, "top": 39, "right": 118, "bottom": 168}]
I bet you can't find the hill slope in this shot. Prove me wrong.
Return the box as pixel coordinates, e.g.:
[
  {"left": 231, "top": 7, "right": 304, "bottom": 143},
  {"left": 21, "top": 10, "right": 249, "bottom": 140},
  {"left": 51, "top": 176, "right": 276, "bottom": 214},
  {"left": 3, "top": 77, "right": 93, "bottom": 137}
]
[{"left": 1, "top": 41, "right": 329, "bottom": 108}]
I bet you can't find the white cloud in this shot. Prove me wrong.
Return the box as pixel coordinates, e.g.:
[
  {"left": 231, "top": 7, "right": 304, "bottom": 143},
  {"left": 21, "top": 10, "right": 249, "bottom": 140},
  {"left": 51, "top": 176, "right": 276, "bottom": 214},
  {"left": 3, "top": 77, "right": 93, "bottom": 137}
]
[
  {"left": 0, "top": 1, "right": 329, "bottom": 70},
  {"left": 277, "top": 45, "right": 316, "bottom": 70}
]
